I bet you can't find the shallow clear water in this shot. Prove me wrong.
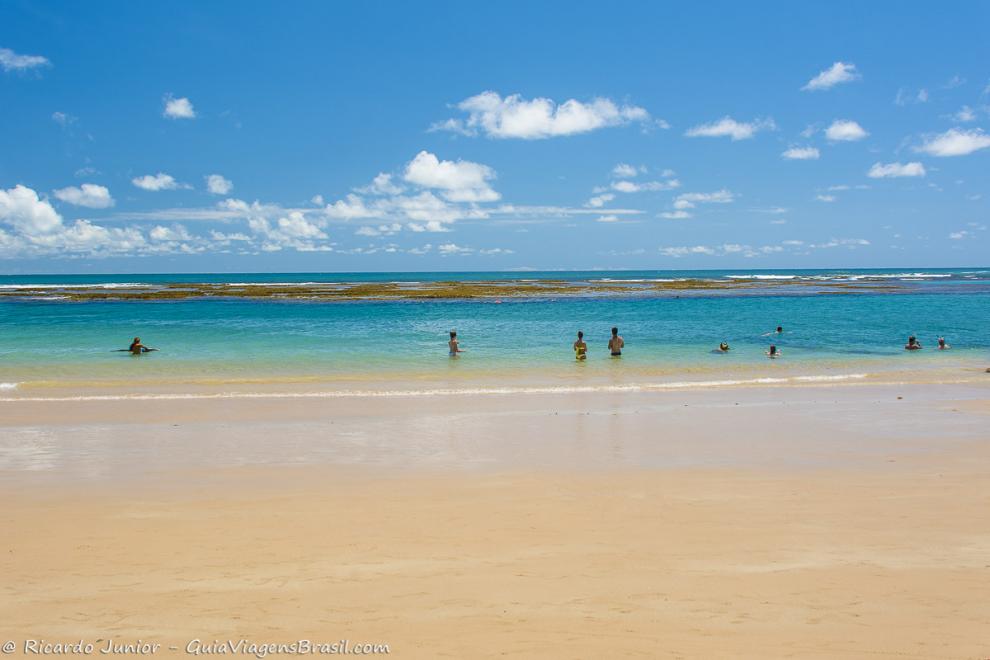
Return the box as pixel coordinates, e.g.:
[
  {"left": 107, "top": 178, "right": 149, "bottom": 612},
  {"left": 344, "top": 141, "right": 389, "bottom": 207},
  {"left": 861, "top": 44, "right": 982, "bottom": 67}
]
[{"left": 1, "top": 269, "right": 988, "bottom": 392}]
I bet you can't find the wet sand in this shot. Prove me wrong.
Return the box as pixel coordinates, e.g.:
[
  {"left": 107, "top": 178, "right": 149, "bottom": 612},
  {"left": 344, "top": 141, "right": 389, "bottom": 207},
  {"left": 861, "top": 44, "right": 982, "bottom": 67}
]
[{"left": 1, "top": 381, "right": 989, "bottom": 658}]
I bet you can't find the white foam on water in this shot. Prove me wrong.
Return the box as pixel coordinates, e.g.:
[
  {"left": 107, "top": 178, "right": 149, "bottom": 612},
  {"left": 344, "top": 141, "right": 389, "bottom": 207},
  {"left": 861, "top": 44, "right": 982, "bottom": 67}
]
[
  {"left": 0, "top": 383, "right": 19, "bottom": 390},
  {"left": 0, "top": 374, "right": 869, "bottom": 402},
  {"left": 0, "top": 283, "right": 154, "bottom": 290}
]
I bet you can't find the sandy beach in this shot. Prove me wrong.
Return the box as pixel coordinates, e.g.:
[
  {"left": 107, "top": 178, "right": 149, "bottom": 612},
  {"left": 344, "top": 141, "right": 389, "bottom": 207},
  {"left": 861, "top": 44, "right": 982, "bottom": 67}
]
[{"left": 1, "top": 380, "right": 989, "bottom": 658}]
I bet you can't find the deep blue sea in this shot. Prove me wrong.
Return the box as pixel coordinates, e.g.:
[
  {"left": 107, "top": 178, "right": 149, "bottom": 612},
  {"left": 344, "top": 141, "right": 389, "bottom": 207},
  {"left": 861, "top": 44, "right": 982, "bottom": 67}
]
[{"left": 1, "top": 268, "right": 988, "bottom": 394}]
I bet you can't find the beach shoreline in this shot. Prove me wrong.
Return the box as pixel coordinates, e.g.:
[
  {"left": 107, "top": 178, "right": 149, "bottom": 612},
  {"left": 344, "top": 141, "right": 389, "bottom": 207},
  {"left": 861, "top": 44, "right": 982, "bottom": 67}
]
[{"left": 1, "top": 379, "right": 989, "bottom": 658}]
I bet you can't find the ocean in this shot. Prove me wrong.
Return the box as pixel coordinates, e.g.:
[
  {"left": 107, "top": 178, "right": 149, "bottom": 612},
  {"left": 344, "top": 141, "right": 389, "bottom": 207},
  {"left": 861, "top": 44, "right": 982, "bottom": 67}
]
[{"left": 1, "top": 268, "right": 988, "bottom": 396}]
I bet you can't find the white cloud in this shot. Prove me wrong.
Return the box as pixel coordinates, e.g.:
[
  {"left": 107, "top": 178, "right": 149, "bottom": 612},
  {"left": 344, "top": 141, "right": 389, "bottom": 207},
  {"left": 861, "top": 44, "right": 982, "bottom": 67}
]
[
  {"left": 815, "top": 194, "right": 837, "bottom": 202},
  {"left": 205, "top": 174, "right": 233, "bottom": 195},
  {"left": 781, "top": 146, "right": 820, "bottom": 160},
  {"left": 949, "top": 230, "right": 971, "bottom": 240},
  {"left": 867, "top": 161, "right": 926, "bottom": 178},
  {"left": 611, "top": 179, "right": 681, "bottom": 193},
  {"left": 322, "top": 194, "right": 382, "bottom": 220},
  {"left": 438, "top": 243, "right": 473, "bottom": 255},
  {"left": 163, "top": 95, "right": 196, "bottom": 119},
  {"left": 915, "top": 128, "right": 990, "bottom": 157},
  {"left": 132, "top": 173, "right": 180, "bottom": 191},
  {"left": 0, "top": 185, "right": 63, "bottom": 235},
  {"left": 150, "top": 224, "right": 193, "bottom": 242},
  {"left": 894, "top": 87, "right": 930, "bottom": 106},
  {"left": 355, "top": 172, "right": 404, "bottom": 196},
  {"left": 802, "top": 62, "right": 860, "bottom": 91},
  {"left": 684, "top": 116, "right": 775, "bottom": 140},
  {"left": 0, "top": 47, "right": 50, "bottom": 72},
  {"left": 432, "top": 91, "right": 651, "bottom": 139},
  {"left": 595, "top": 215, "right": 620, "bottom": 223},
  {"left": 403, "top": 150, "right": 499, "bottom": 202},
  {"left": 53, "top": 183, "right": 115, "bottom": 209},
  {"left": 825, "top": 119, "right": 868, "bottom": 142},
  {"left": 659, "top": 210, "right": 691, "bottom": 220},
  {"left": 586, "top": 193, "right": 615, "bottom": 208},
  {"left": 673, "top": 190, "right": 735, "bottom": 209},
  {"left": 952, "top": 106, "right": 977, "bottom": 122},
  {"left": 611, "top": 163, "right": 640, "bottom": 178},
  {"left": 355, "top": 223, "right": 402, "bottom": 237},
  {"left": 51, "top": 111, "right": 76, "bottom": 127}
]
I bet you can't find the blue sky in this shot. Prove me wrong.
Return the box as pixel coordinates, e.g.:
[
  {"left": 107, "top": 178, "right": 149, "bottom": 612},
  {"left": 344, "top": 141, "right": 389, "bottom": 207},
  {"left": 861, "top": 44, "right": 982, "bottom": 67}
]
[{"left": 1, "top": 1, "right": 988, "bottom": 273}]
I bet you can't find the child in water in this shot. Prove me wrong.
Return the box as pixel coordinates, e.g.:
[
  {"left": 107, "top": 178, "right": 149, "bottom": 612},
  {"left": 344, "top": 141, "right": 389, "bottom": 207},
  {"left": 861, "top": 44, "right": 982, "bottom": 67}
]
[
  {"left": 448, "top": 330, "right": 464, "bottom": 356},
  {"left": 573, "top": 331, "right": 588, "bottom": 360},
  {"left": 937, "top": 336, "right": 950, "bottom": 350},
  {"left": 718, "top": 342, "right": 730, "bottom": 352},
  {"left": 766, "top": 344, "right": 780, "bottom": 358}
]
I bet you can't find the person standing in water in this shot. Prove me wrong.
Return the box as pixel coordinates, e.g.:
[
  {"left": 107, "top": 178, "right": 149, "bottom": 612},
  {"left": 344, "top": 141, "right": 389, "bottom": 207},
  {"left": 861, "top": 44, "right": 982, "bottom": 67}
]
[
  {"left": 766, "top": 344, "right": 780, "bottom": 358},
  {"left": 937, "top": 336, "right": 950, "bottom": 350},
  {"left": 718, "top": 342, "right": 730, "bottom": 352},
  {"left": 905, "top": 336, "right": 922, "bottom": 350},
  {"left": 573, "top": 330, "right": 588, "bottom": 360},
  {"left": 448, "top": 330, "right": 464, "bottom": 356},
  {"left": 608, "top": 327, "right": 624, "bottom": 357}
]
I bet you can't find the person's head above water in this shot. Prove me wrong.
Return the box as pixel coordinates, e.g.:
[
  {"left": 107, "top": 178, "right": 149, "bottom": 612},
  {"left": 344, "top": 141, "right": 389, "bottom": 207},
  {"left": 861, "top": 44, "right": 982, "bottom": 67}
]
[
  {"left": 611, "top": 327, "right": 618, "bottom": 336},
  {"left": 577, "top": 330, "right": 583, "bottom": 339},
  {"left": 450, "top": 330, "right": 457, "bottom": 339},
  {"left": 769, "top": 344, "right": 777, "bottom": 353},
  {"left": 720, "top": 341, "right": 729, "bottom": 350},
  {"left": 776, "top": 326, "right": 783, "bottom": 333}
]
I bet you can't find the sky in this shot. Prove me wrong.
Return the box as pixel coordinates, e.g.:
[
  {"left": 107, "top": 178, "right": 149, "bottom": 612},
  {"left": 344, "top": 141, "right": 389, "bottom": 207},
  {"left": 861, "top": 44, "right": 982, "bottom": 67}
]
[{"left": 1, "top": 1, "right": 988, "bottom": 274}]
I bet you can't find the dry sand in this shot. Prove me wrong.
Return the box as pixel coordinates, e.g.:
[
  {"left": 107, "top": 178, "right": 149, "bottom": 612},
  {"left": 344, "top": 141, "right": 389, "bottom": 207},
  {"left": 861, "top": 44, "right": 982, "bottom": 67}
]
[{"left": 1, "top": 382, "right": 989, "bottom": 658}]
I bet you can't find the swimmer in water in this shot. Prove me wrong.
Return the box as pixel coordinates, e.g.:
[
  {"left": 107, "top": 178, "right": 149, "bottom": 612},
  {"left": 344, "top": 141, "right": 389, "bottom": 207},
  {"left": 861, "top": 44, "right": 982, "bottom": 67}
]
[
  {"left": 718, "top": 342, "right": 730, "bottom": 352},
  {"left": 766, "top": 344, "right": 780, "bottom": 358},
  {"left": 122, "top": 337, "right": 157, "bottom": 354},
  {"left": 763, "top": 326, "right": 784, "bottom": 337},
  {"left": 448, "top": 330, "right": 464, "bottom": 356},
  {"left": 573, "top": 330, "right": 588, "bottom": 360},
  {"left": 905, "top": 335, "right": 922, "bottom": 350},
  {"left": 937, "top": 336, "right": 950, "bottom": 350},
  {"left": 608, "top": 326, "right": 624, "bottom": 357}
]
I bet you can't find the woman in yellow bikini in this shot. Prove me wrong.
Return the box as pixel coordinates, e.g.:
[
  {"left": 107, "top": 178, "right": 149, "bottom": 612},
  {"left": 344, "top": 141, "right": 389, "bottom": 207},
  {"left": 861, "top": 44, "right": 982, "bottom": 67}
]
[{"left": 573, "top": 330, "right": 588, "bottom": 360}]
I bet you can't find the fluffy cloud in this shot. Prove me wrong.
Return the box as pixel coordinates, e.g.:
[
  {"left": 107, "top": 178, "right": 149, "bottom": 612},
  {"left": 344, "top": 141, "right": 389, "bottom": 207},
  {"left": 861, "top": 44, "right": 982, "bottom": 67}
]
[
  {"left": 0, "top": 184, "right": 193, "bottom": 258},
  {"left": 673, "top": 190, "right": 734, "bottom": 209},
  {"left": 0, "top": 185, "right": 63, "bottom": 235},
  {"left": 0, "top": 47, "right": 50, "bottom": 72},
  {"left": 205, "top": 174, "right": 233, "bottom": 195},
  {"left": 802, "top": 62, "right": 860, "bottom": 91},
  {"left": 132, "top": 173, "right": 180, "bottom": 191},
  {"left": 612, "top": 163, "right": 640, "bottom": 178},
  {"left": 322, "top": 194, "right": 382, "bottom": 220},
  {"left": 403, "top": 150, "right": 499, "bottom": 202},
  {"left": 163, "top": 95, "right": 196, "bottom": 119},
  {"left": 825, "top": 120, "right": 868, "bottom": 141},
  {"left": 432, "top": 91, "right": 651, "bottom": 139},
  {"left": 355, "top": 173, "right": 404, "bottom": 196},
  {"left": 914, "top": 128, "right": 990, "bottom": 157},
  {"left": 611, "top": 179, "right": 681, "bottom": 193},
  {"left": 867, "top": 162, "right": 926, "bottom": 178},
  {"left": 247, "top": 210, "right": 330, "bottom": 252},
  {"left": 438, "top": 243, "right": 473, "bottom": 255},
  {"left": 586, "top": 193, "right": 615, "bottom": 208},
  {"left": 781, "top": 146, "right": 820, "bottom": 160},
  {"left": 684, "top": 116, "right": 776, "bottom": 140},
  {"left": 53, "top": 183, "right": 115, "bottom": 209}
]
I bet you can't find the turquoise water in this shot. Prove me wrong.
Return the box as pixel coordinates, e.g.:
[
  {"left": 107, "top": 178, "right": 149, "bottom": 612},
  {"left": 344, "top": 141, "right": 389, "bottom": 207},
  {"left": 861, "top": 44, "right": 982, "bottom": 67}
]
[{"left": 1, "top": 269, "right": 988, "bottom": 391}]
